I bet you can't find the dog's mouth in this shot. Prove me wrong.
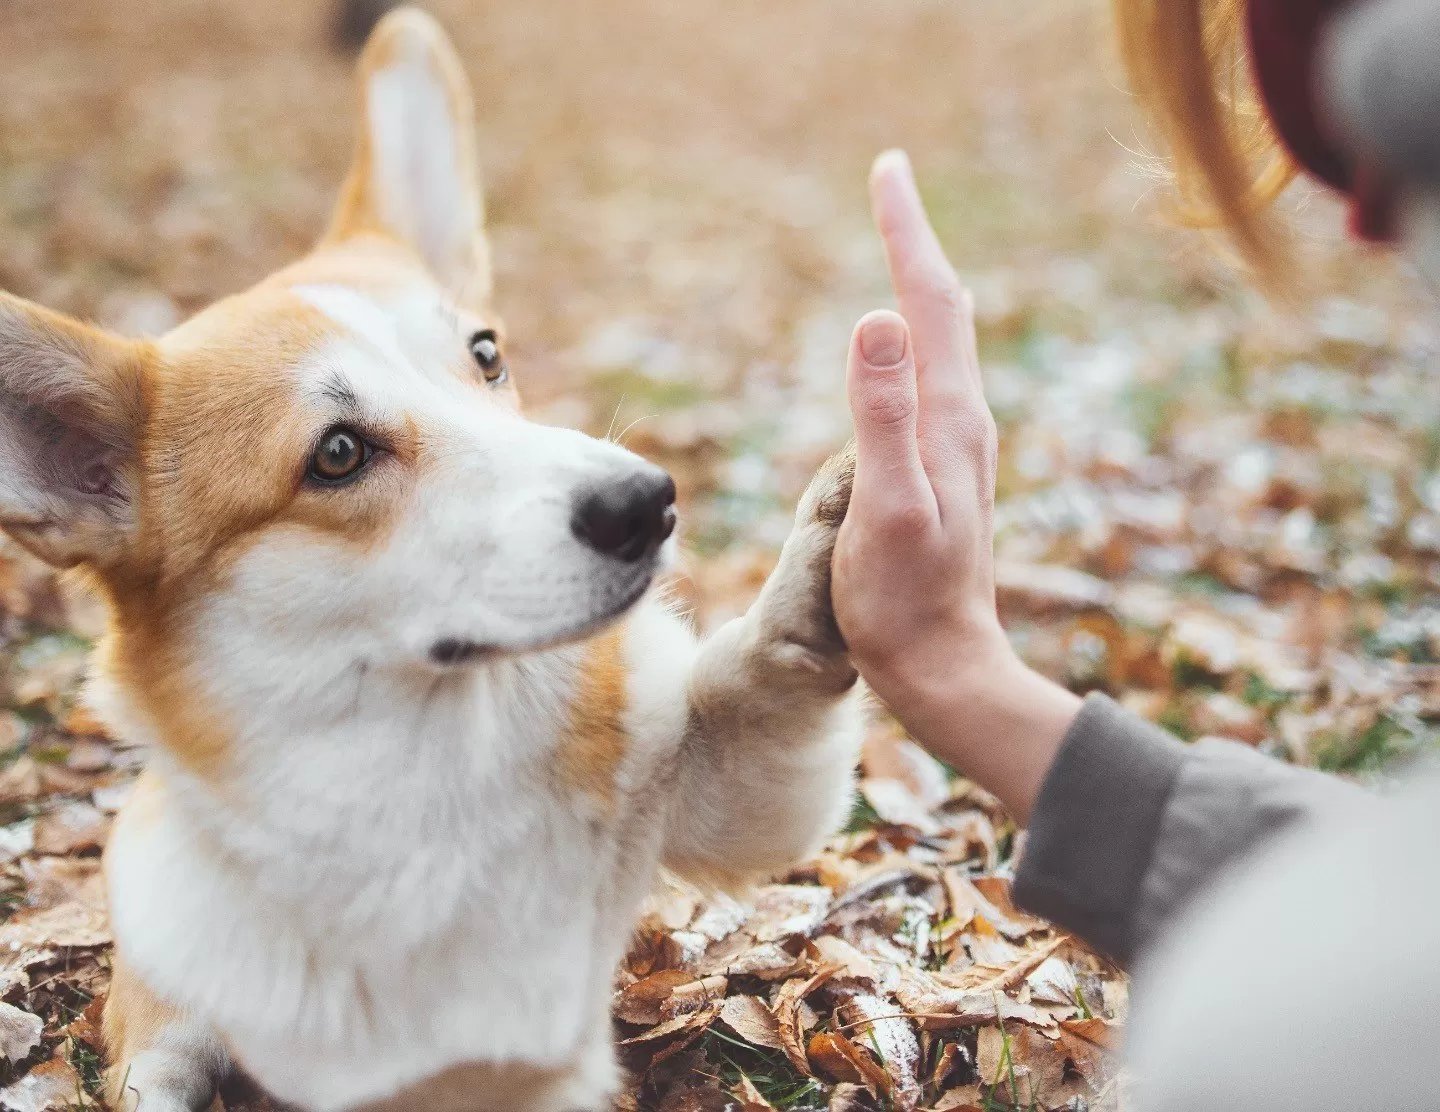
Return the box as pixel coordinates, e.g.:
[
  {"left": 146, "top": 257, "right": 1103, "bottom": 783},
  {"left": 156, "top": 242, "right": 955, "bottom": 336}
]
[{"left": 427, "top": 565, "right": 657, "bottom": 667}]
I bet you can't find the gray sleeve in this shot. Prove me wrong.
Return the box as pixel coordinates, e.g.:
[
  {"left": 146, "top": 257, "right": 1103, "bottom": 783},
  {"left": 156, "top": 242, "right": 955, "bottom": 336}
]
[{"left": 1012, "top": 693, "right": 1364, "bottom": 966}]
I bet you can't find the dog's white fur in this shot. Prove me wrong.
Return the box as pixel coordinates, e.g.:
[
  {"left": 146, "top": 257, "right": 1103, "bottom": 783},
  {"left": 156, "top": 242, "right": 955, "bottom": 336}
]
[{"left": 0, "top": 9, "right": 863, "bottom": 1111}]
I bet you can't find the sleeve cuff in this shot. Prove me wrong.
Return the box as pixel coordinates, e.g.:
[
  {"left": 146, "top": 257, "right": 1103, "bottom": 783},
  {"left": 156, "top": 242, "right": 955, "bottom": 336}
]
[{"left": 1012, "top": 692, "right": 1187, "bottom": 965}]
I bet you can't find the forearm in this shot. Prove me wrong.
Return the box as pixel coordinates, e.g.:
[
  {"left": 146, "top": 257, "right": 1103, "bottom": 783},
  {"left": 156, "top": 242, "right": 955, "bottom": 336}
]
[
  {"left": 1014, "top": 693, "right": 1370, "bottom": 965},
  {"left": 880, "top": 650, "right": 1082, "bottom": 824}
]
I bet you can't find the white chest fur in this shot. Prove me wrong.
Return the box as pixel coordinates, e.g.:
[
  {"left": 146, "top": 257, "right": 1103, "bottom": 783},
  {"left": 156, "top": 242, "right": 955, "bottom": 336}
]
[{"left": 100, "top": 600, "right": 698, "bottom": 1111}]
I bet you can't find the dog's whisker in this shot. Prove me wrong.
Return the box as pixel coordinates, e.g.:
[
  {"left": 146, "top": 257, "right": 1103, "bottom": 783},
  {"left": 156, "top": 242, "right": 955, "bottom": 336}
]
[
  {"left": 604, "top": 395, "right": 627, "bottom": 442},
  {"left": 616, "top": 412, "right": 657, "bottom": 447}
]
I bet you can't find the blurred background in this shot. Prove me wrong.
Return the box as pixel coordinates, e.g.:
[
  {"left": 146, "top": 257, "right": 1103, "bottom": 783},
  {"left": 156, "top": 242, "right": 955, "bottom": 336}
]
[{"left": 0, "top": 0, "right": 1437, "bottom": 1105}]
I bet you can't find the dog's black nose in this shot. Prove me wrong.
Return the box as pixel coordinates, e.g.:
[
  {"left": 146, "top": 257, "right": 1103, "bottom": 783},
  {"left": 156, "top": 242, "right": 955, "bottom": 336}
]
[{"left": 571, "top": 468, "right": 677, "bottom": 562}]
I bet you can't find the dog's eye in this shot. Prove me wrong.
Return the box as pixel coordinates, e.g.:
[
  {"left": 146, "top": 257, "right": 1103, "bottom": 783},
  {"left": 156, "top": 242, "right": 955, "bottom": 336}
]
[
  {"left": 468, "top": 329, "right": 508, "bottom": 385},
  {"left": 308, "top": 426, "right": 371, "bottom": 484}
]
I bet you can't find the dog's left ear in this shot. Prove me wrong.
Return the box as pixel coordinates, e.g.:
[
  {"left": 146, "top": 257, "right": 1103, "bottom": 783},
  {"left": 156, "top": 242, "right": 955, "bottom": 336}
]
[
  {"left": 0, "top": 293, "right": 150, "bottom": 569},
  {"left": 326, "top": 8, "right": 491, "bottom": 301}
]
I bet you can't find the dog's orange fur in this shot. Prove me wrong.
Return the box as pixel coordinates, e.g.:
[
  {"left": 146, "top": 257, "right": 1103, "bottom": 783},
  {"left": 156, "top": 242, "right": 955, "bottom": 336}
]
[{"left": 557, "top": 627, "right": 632, "bottom": 810}]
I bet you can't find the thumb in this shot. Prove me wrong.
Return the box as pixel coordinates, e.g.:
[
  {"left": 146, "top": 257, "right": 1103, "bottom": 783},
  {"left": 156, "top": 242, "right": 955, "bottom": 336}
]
[{"left": 846, "top": 310, "right": 932, "bottom": 514}]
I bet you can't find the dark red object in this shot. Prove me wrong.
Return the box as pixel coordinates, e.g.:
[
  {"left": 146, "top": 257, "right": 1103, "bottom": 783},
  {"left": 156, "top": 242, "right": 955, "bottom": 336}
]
[{"left": 1245, "top": 0, "right": 1397, "bottom": 240}]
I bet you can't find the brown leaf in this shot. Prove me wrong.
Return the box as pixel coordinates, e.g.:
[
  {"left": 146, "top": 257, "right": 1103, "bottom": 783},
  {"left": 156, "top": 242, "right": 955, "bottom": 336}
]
[
  {"left": 732, "top": 1073, "right": 776, "bottom": 1110},
  {"left": 1025, "top": 956, "right": 1080, "bottom": 1006},
  {"left": 0, "top": 897, "right": 111, "bottom": 950},
  {"left": 0, "top": 1003, "right": 41, "bottom": 1064},
  {"left": 971, "top": 877, "right": 1048, "bottom": 935},
  {"left": 930, "top": 1040, "right": 964, "bottom": 1091},
  {"left": 0, "top": 1055, "right": 87, "bottom": 1111},
  {"left": 860, "top": 730, "right": 950, "bottom": 809},
  {"left": 943, "top": 872, "right": 1046, "bottom": 940},
  {"left": 976, "top": 1024, "right": 1065, "bottom": 1107},
  {"left": 718, "top": 994, "right": 784, "bottom": 1051},
  {"left": 32, "top": 801, "right": 109, "bottom": 856},
  {"left": 859, "top": 779, "right": 939, "bottom": 834},
  {"left": 59, "top": 703, "right": 110, "bottom": 740},
  {"left": 832, "top": 989, "right": 921, "bottom": 1108},
  {"left": 694, "top": 938, "right": 800, "bottom": 980},
  {"left": 807, "top": 1032, "right": 891, "bottom": 1095},
  {"left": 0, "top": 760, "right": 41, "bottom": 808},
  {"left": 894, "top": 972, "right": 1057, "bottom": 1032},
  {"left": 619, "top": 999, "right": 722, "bottom": 1046},
  {"left": 807, "top": 935, "right": 881, "bottom": 983},
  {"left": 828, "top": 1083, "right": 880, "bottom": 1111},
  {"left": 745, "top": 885, "right": 831, "bottom": 943},
  {"left": 773, "top": 966, "right": 836, "bottom": 1073},
  {"left": 931, "top": 1086, "right": 984, "bottom": 1112},
  {"left": 615, "top": 969, "right": 697, "bottom": 1025},
  {"left": 36, "top": 764, "right": 98, "bottom": 797},
  {"left": 60, "top": 996, "right": 104, "bottom": 1050},
  {"left": 19, "top": 857, "right": 104, "bottom": 914},
  {"left": 966, "top": 936, "right": 1069, "bottom": 993},
  {"left": 664, "top": 975, "right": 728, "bottom": 1021},
  {"left": 64, "top": 741, "right": 112, "bottom": 774},
  {"left": 1060, "top": 1015, "right": 1122, "bottom": 1053},
  {"left": 995, "top": 561, "right": 1114, "bottom": 617},
  {"left": 654, "top": 1079, "right": 734, "bottom": 1112}
]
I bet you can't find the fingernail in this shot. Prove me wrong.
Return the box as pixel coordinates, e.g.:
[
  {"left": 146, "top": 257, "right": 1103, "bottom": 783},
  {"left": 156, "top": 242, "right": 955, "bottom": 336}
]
[{"left": 858, "top": 313, "right": 907, "bottom": 367}]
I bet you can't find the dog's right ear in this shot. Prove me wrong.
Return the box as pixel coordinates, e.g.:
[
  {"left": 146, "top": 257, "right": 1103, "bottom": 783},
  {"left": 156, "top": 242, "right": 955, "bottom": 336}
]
[
  {"left": 325, "top": 8, "right": 491, "bottom": 304},
  {"left": 0, "top": 292, "right": 149, "bottom": 569}
]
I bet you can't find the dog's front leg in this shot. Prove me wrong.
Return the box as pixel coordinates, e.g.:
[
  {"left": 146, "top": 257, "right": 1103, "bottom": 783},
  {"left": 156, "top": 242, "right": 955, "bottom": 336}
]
[
  {"left": 103, "top": 955, "right": 228, "bottom": 1112},
  {"left": 662, "top": 446, "right": 864, "bottom": 889}
]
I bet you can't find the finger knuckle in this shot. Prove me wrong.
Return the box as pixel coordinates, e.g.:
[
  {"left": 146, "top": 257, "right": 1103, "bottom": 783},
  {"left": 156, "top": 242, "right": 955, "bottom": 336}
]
[
  {"left": 982, "top": 409, "right": 999, "bottom": 449},
  {"left": 880, "top": 500, "right": 932, "bottom": 539},
  {"left": 861, "top": 383, "right": 917, "bottom": 429}
]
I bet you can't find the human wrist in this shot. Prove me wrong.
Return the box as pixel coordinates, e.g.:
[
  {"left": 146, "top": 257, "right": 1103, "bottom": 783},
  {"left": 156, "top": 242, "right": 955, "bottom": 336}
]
[
  {"left": 859, "top": 622, "right": 1018, "bottom": 727},
  {"left": 863, "top": 636, "right": 1082, "bottom": 823}
]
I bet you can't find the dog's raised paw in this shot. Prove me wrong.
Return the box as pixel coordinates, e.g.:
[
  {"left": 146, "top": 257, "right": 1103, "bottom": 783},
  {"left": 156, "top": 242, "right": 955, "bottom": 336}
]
[
  {"left": 748, "top": 442, "right": 859, "bottom": 689},
  {"left": 798, "top": 440, "right": 856, "bottom": 530}
]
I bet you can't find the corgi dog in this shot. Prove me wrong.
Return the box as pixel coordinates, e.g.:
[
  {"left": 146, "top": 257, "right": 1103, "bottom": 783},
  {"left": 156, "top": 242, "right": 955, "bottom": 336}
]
[{"left": 0, "top": 10, "right": 862, "bottom": 1111}]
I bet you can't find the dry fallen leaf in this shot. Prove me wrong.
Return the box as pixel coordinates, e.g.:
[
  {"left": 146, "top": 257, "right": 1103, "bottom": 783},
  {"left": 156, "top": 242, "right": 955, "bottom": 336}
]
[
  {"left": 31, "top": 802, "right": 108, "bottom": 857},
  {"left": 0, "top": 897, "right": 111, "bottom": 950},
  {"left": 773, "top": 966, "right": 837, "bottom": 1074},
  {"left": 0, "top": 760, "right": 41, "bottom": 808},
  {"left": 832, "top": 989, "right": 921, "bottom": 1107},
  {"left": 943, "top": 872, "right": 1046, "bottom": 941},
  {"left": 0, "top": 1003, "right": 42, "bottom": 1064},
  {"left": 0, "top": 1055, "right": 87, "bottom": 1111},
  {"left": 619, "top": 999, "right": 723, "bottom": 1047},
  {"left": 615, "top": 969, "right": 700, "bottom": 1025},
  {"left": 977, "top": 1024, "right": 1066, "bottom": 1108},
  {"left": 718, "top": 994, "right": 784, "bottom": 1051},
  {"left": 930, "top": 1085, "right": 984, "bottom": 1112},
  {"left": 807, "top": 1032, "right": 892, "bottom": 1096}
]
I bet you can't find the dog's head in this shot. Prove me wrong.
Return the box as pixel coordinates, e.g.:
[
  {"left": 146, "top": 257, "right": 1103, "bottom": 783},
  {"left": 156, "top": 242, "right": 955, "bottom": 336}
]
[{"left": 0, "top": 10, "right": 674, "bottom": 682}]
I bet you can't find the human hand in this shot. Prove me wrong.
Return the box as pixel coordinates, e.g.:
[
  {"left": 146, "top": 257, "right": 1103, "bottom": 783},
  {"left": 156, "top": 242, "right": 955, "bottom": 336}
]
[{"left": 832, "top": 150, "right": 1080, "bottom": 822}]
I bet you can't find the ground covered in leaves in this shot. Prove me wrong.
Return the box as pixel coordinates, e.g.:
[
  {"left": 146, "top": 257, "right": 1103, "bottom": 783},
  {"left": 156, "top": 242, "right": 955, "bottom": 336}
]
[{"left": 0, "top": 0, "right": 1437, "bottom": 1109}]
